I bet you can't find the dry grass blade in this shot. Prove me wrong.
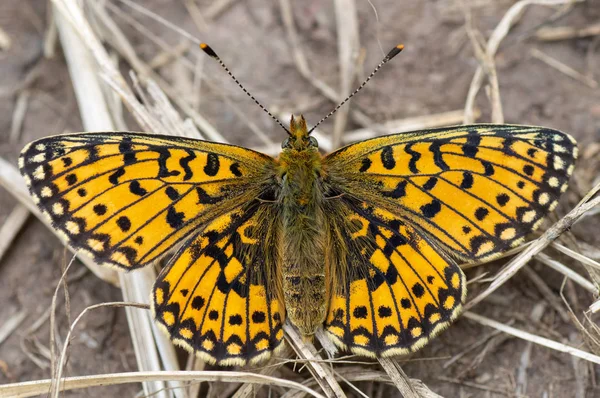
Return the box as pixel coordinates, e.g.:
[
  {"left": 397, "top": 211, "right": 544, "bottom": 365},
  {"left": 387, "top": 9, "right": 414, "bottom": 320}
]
[
  {"left": 332, "top": 0, "right": 359, "bottom": 149},
  {"left": 52, "top": 301, "right": 150, "bottom": 398},
  {"left": 0, "top": 204, "right": 29, "bottom": 265},
  {"left": 0, "top": 370, "right": 327, "bottom": 398},
  {"left": 530, "top": 48, "right": 598, "bottom": 88},
  {"left": 378, "top": 358, "right": 429, "bottom": 398},
  {"left": 536, "top": 23, "right": 600, "bottom": 41},
  {"left": 464, "top": 311, "right": 600, "bottom": 365},
  {"left": 0, "top": 308, "right": 28, "bottom": 346},
  {"left": 463, "top": 0, "right": 584, "bottom": 123},
  {"left": 284, "top": 324, "right": 346, "bottom": 398},
  {"left": 536, "top": 252, "right": 597, "bottom": 293},
  {"left": 465, "top": 182, "right": 600, "bottom": 310}
]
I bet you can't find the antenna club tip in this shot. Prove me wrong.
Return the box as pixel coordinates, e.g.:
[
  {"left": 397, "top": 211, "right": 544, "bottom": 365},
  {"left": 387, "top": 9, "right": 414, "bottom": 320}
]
[
  {"left": 387, "top": 44, "right": 405, "bottom": 59},
  {"left": 200, "top": 43, "right": 218, "bottom": 58}
]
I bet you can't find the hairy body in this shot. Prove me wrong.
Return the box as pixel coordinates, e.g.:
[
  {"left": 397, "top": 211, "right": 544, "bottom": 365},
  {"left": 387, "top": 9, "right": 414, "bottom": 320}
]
[{"left": 278, "top": 116, "right": 327, "bottom": 335}]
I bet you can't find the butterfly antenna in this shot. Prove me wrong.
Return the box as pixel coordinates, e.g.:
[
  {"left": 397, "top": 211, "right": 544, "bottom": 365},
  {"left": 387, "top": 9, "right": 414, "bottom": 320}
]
[
  {"left": 307, "top": 44, "right": 405, "bottom": 135},
  {"left": 200, "top": 43, "right": 292, "bottom": 136}
]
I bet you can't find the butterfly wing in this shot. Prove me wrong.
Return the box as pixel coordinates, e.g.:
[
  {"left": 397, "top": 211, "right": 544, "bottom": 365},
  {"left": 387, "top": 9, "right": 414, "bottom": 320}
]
[
  {"left": 323, "top": 196, "right": 465, "bottom": 356},
  {"left": 323, "top": 125, "right": 577, "bottom": 261},
  {"left": 153, "top": 200, "right": 285, "bottom": 365},
  {"left": 19, "top": 132, "right": 276, "bottom": 269}
]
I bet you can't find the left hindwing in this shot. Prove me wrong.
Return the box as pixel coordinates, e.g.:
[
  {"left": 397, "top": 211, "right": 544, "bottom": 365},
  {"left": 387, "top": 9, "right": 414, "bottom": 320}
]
[
  {"left": 323, "top": 125, "right": 577, "bottom": 261},
  {"left": 19, "top": 132, "right": 276, "bottom": 270},
  {"left": 153, "top": 200, "right": 285, "bottom": 366}
]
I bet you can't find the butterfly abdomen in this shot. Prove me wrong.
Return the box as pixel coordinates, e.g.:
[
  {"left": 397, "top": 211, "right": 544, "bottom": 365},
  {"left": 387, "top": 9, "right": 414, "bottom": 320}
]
[{"left": 279, "top": 146, "right": 328, "bottom": 335}]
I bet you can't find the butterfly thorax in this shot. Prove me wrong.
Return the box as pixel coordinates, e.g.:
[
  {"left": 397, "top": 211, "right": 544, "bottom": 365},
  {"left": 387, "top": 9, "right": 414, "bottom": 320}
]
[{"left": 277, "top": 116, "right": 327, "bottom": 336}]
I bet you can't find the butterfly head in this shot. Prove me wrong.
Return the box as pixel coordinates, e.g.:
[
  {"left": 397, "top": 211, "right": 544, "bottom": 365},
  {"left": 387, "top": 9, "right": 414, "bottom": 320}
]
[{"left": 282, "top": 115, "right": 318, "bottom": 151}]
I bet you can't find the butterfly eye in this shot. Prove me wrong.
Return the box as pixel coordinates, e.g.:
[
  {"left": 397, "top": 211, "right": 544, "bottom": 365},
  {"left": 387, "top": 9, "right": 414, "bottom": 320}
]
[
  {"left": 282, "top": 138, "right": 292, "bottom": 149},
  {"left": 309, "top": 136, "right": 318, "bottom": 148}
]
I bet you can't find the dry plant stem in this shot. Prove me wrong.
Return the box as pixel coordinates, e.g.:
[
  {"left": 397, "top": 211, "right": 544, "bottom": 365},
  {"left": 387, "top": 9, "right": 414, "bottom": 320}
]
[
  {"left": 332, "top": 0, "right": 359, "bottom": 149},
  {"left": 516, "top": 301, "right": 546, "bottom": 394},
  {"left": 231, "top": 344, "right": 295, "bottom": 398},
  {"left": 52, "top": 302, "right": 150, "bottom": 398},
  {"left": 0, "top": 309, "right": 28, "bottom": 346},
  {"left": 463, "top": 10, "right": 503, "bottom": 124},
  {"left": 465, "top": 182, "right": 600, "bottom": 310},
  {"left": 49, "top": 254, "right": 76, "bottom": 396},
  {"left": 464, "top": 311, "right": 600, "bottom": 365},
  {"left": 536, "top": 23, "right": 600, "bottom": 41},
  {"left": 0, "top": 370, "right": 327, "bottom": 398},
  {"left": 0, "top": 204, "right": 29, "bottom": 265},
  {"left": 10, "top": 90, "right": 30, "bottom": 143},
  {"left": 283, "top": 324, "right": 346, "bottom": 398},
  {"left": 463, "top": 0, "right": 583, "bottom": 124},
  {"left": 522, "top": 266, "right": 571, "bottom": 323},
  {"left": 551, "top": 242, "right": 600, "bottom": 272},
  {"left": 0, "top": 157, "right": 119, "bottom": 285},
  {"left": 536, "top": 252, "right": 597, "bottom": 293},
  {"left": 530, "top": 48, "right": 598, "bottom": 88},
  {"left": 377, "top": 358, "right": 423, "bottom": 398}
]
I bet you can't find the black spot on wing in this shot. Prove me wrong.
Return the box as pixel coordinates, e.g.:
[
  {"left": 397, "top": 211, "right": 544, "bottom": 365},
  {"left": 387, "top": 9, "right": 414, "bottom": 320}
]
[
  {"left": 129, "top": 181, "right": 147, "bottom": 196},
  {"left": 157, "top": 148, "right": 180, "bottom": 178},
  {"left": 429, "top": 141, "right": 449, "bottom": 171},
  {"left": 460, "top": 172, "right": 474, "bottom": 189},
  {"left": 204, "top": 153, "right": 220, "bottom": 176},
  {"left": 383, "top": 180, "right": 407, "bottom": 199},
  {"left": 165, "top": 186, "right": 179, "bottom": 200},
  {"left": 380, "top": 146, "right": 396, "bottom": 170},
  {"left": 229, "top": 162, "right": 242, "bottom": 177},
  {"left": 420, "top": 200, "right": 441, "bottom": 218},
  {"left": 179, "top": 149, "right": 196, "bottom": 181},
  {"left": 359, "top": 158, "right": 372, "bottom": 172},
  {"left": 462, "top": 134, "right": 481, "bottom": 158},
  {"left": 423, "top": 177, "right": 437, "bottom": 191},
  {"left": 166, "top": 206, "right": 185, "bottom": 229},
  {"left": 404, "top": 143, "right": 421, "bottom": 173},
  {"left": 119, "top": 137, "right": 136, "bottom": 165},
  {"left": 109, "top": 167, "right": 125, "bottom": 185},
  {"left": 116, "top": 216, "right": 131, "bottom": 232}
]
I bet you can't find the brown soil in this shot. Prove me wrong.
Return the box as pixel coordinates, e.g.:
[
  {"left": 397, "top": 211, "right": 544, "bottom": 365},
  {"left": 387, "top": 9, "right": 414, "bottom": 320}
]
[{"left": 1, "top": 1, "right": 599, "bottom": 397}]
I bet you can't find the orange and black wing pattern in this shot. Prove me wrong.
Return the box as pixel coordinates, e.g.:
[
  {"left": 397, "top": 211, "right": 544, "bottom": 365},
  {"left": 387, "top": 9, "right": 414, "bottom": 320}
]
[
  {"left": 324, "top": 125, "right": 577, "bottom": 262},
  {"left": 323, "top": 197, "right": 465, "bottom": 357},
  {"left": 153, "top": 200, "right": 285, "bottom": 365},
  {"left": 19, "top": 132, "right": 276, "bottom": 270}
]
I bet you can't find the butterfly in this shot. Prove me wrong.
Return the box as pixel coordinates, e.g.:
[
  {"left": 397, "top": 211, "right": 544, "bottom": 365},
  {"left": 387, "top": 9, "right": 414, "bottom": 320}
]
[{"left": 19, "top": 118, "right": 577, "bottom": 365}]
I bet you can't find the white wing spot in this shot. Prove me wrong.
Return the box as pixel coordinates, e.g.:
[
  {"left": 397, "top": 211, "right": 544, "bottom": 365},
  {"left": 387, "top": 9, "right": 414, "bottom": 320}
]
[
  {"left": 538, "top": 192, "right": 550, "bottom": 205},
  {"left": 35, "top": 143, "right": 46, "bottom": 151},
  {"left": 52, "top": 202, "right": 64, "bottom": 216},
  {"left": 31, "top": 153, "right": 46, "bottom": 163},
  {"left": 33, "top": 166, "right": 45, "bottom": 180},
  {"left": 41, "top": 186, "right": 53, "bottom": 197},
  {"left": 553, "top": 156, "right": 565, "bottom": 170},
  {"left": 522, "top": 210, "right": 537, "bottom": 223},
  {"left": 560, "top": 183, "right": 568, "bottom": 193},
  {"left": 548, "top": 177, "right": 559, "bottom": 188},
  {"left": 66, "top": 221, "right": 81, "bottom": 235}
]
